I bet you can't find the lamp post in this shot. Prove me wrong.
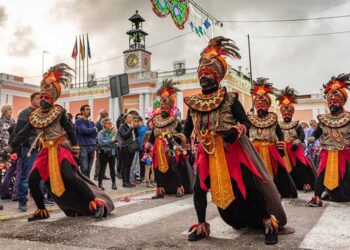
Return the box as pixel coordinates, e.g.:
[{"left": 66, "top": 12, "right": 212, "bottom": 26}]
[{"left": 42, "top": 51, "right": 50, "bottom": 75}]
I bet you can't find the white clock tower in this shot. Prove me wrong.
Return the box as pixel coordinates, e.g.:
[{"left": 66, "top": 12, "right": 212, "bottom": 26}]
[{"left": 123, "top": 10, "right": 152, "bottom": 74}]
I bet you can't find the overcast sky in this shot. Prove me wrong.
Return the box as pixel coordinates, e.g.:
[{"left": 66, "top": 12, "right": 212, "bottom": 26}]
[{"left": 1, "top": 0, "right": 350, "bottom": 94}]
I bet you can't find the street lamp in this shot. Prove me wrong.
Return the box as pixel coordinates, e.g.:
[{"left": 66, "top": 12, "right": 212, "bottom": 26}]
[{"left": 42, "top": 50, "right": 50, "bottom": 75}]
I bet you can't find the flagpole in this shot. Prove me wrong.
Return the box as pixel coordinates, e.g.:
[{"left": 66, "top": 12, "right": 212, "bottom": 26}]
[
  {"left": 79, "top": 35, "right": 81, "bottom": 88},
  {"left": 83, "top": 34, "right": 85, "bottom": 86},
  {"left": 75, "top": 36, "right": 77, "bottom": 88},
  {"left": 87, "top": 33, "right": 89, "bottom": 84},
  {"left": 247, "top": 34, "right": 254, "bottom": 113}
]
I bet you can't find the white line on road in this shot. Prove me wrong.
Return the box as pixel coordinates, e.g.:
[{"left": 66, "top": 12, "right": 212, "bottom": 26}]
[
  {"left": 299, "top": 205, "right": 350, "bottom": 249},
  {"left": 39, "top": 193, "right": 154, "bottom": 222},
  {"left": 93, "top": 197, "right": 194, "bottom": 228}
]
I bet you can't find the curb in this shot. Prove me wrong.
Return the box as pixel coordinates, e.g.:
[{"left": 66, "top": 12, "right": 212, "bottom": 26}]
[{"left": 0, "top": 187, "right": 155, "bottom": 222}]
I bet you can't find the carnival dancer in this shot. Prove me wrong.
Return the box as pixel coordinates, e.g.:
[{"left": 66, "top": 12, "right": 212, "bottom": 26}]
[
  {"left": 183, "top": 36, "right": 291, "bottom": 245},
  {"left": 277, "top": 87, "right": 316, "bottom": 192},
  {"left": 1, "top": 64, "right": 114, "bottom": 221},
  {"left": 148, "top": 79, "right": 194, "bottom": 199},
  {"left": 307, "top": 74, "right": 350, "bottom": 206},
  {"left": 248, "top": 78, "right": 297, "bottom": 198}
]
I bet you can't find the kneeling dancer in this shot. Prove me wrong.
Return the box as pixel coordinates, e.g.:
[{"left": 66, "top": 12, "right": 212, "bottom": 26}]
[
  {"left": 1, "top": 64, "right": 114, "bottom": 221},
  {"left": 183, "top": 36, "right": 290, "bottom": 245}
]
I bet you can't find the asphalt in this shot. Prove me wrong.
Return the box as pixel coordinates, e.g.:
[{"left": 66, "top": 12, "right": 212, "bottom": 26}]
[{"left": 0, "top": 190, "right": 349, "bottom": 250}]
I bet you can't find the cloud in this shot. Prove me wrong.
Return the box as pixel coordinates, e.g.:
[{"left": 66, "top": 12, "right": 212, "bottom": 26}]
[
  {"left": 51, "top": 0, "right": 350, "bottom": 93},
  {"left": 0, "top": 5, "right": 6, "bottom": 26},
  {"left": 7, "top": 26, "right": 36, "bottom": 57}
]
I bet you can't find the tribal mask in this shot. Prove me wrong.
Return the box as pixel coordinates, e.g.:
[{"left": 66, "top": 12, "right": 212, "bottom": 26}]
[
  {"left": 252, "top": 78, "right": 273, "bottom": 112},
  {"left": 197, "top": 36, "right": 241, "bottom": 94},
  {"left": 157, "top": 79, "right": 180, "bottom": 117},
  {"left": 277, "top": 86, "right": 297, "bottom": 120},
  {"left": 40, "top": 63, "right": 73, "bottom": 105},
  {"left": 323, "top": 74, "right": 350, "bottom": 110}
]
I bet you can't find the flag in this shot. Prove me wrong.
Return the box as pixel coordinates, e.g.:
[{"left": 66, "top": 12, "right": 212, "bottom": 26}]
[
  {"left": 204, "top": 19, "right": 211, "bottom": 29},
  {"left": 86, "top": 33, "right": 91, "bottom": 59},
  {"left": 194, "top": 26, "right": 200, "bottom": 36},
  {"left": 71, "top": 37, "right": 78, "bottom": 59},
  {"left": 198, "top": 26, "right": 203, "bottom": 35},
  {"left": 79, "top": 35, "right": 85, "bottom": 61},
  {"left": 189, "top": 21, "right": 194, "bottom": 31}
]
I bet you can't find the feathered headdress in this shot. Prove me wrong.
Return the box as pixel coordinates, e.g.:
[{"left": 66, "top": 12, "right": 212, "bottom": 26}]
[
  {"left": 156, "top": 79, "right": 180, "bottom": 116},
  {"left": 157, "top": 79, "right": 180, "bottom": 101},
  {"left": 323, "top": 74, "right": 350, "bottom": 106},
  {"left": 277, "top": 86, "right": 297, "bottom": 117},
  {"left": 198, "top": 36, "right": 241, "bottom": 85},
  {"left": 252, "top": 77, "right": 274, "bottom": 109},
  {"left": 277, "top": 86, "right": 297, "bottom": 106},
  {"left": 40, "top": 63, "right": 74, "bottom": 103}
]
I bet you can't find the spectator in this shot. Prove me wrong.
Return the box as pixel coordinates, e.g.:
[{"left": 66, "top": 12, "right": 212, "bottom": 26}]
[
  {"left": 118, "top": 113, "right": 139, "bottom": 188},
  {"left": 300, "top": 121, "right": 309, "bottom": 131},
  {"left": 0, "top": 123, "right": 18, "bottom": 200},
  {"left": 116, "top": 108, "right": 128, "bottom": 129},
  {"left": 94, "top": 109, "right": 109, "bottom": 181},
  {"left": 96, "top": 109, "right": 109, "bottom": 132},
  {"left": 75, "top": 105, "right": 97, "bottom": 178},
  {"left": 304, "top": 119, "right": 320, "bottom": 166},
  {"left": 0, "top": 105, "right": 15, "bottom": 148},
  {"left": 75, "top": 113, "right": 82, "bottom": 121},
  {"left": 137, "top": 116, "right": 148, "bottom": 181},
  {"left": 305, "top": 120, "right": 319, "bottom": 146},
  {"left": 16, "top": 92, "right": 41, "bottom": 212},
  {"left": 130, "top": 116, "right": 141, "bottom": 184},
  {"left": 97, "top": 118, "right": 117, "bottom": 190},
  {"left": 142, "top": 129, "right": 155, "bottom": 188},
  {"left": 0, "top": 106, "right": 15, "bottom": 209}
]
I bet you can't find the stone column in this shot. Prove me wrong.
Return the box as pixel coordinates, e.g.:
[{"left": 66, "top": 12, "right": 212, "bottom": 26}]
[
  {"left": 139, "top": 93, "right": 145, "bottom": 117},
  {"left": 177, "top": 90, "right": 184, "bottom": 119},
  {"left": 145, "top": 93, "right": 151, "bottom": 110}
]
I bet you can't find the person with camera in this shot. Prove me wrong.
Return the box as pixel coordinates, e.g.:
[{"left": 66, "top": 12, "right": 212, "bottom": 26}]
[
  {"left": 118, "top": 113, "right": 139, "bottom": 188},
  {"left": 97, "top": 118, "right": 117, "bottom": 191}
]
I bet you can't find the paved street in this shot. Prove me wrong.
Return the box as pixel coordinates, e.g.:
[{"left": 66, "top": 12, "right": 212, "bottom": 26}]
[{"left": 0, "top": 189, "right": 349, "bottom": 250}]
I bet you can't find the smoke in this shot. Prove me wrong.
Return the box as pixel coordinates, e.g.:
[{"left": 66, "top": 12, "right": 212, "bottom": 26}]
[{"left": 7, "top": 26, "right": 36, "bottom": 57}]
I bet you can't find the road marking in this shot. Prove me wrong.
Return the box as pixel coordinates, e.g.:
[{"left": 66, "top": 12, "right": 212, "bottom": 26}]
[
  {"left": 114, "top": 193, "right": 153, "bottom": 208},
  {"left": 39, "top": 193, "right": 154, "bottom": 222},
  {"left": 93, "top": 197, "right": 194, "bottom": 228},
  {"left": 299, "top": 205, "right": 350, "bottom": 249},
  {"left": 182, "top": 215, "right": 245, "bottom": 240}
]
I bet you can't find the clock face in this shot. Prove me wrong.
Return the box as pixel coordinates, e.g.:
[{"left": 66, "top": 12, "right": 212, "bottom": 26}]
[
  {"left": 143, "top": 57, "right": 148, "bottom": 66},
  {"left": 126, "top": 54, "right": 138, "bottom": 68}
]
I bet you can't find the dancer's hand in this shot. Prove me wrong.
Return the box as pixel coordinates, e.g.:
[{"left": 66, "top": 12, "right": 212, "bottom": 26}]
[
  {"left": 71, "top": 146, "right": 80, "bottom": 158},
  {"left": 0, "top": 146, "right": 12, "bottom": 161},
  {"left": 291, "top": 144, "right": 298, "bottom": 151},
  {"left": 223, "top": 128, "right": 238, "bottom": 143},
  {"left": 0, "top": 150, "right": 8, "bottom": 161}
]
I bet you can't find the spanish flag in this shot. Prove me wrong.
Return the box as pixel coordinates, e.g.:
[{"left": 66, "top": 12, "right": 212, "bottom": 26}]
[{"left": 79, "top": 35, "right": 85, "bottom": 61}]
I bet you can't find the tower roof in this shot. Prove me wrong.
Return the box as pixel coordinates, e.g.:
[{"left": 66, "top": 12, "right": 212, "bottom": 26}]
[
  {"left": 126, "top": 29, "right": 148, "bottom": 36},
  {"left": 129, "top": 10, "right": 145, "bottom": 23}
]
